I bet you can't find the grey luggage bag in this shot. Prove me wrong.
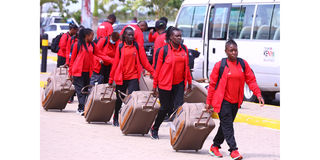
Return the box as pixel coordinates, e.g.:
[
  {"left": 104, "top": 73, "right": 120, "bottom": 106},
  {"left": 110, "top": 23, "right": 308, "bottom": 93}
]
[
  {"left": 83, "top": 84, "right": 116, "bottom": 123},
  {"left": 169, "top": 103, "right": 215, "bottom": 151},
  {"left": 119, "top": 91, "right": 160, "bottom": 135},
  {"left": 41, "top": 66, "right": 75, "bottom": 111}
]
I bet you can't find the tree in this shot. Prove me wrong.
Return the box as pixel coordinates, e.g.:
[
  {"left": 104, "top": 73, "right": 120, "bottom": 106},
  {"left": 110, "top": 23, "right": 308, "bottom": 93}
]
[
  {"left": 40, "top": 0, "right": 78, "bottom": 20},
  {"left": 92, "top": 0, "right": 110, "bottom": 36}
]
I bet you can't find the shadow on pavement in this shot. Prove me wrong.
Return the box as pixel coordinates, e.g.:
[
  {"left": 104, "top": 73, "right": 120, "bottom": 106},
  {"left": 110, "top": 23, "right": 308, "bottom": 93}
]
[{"left": 243, "top": 153, "right": 280, "bottom": 159}]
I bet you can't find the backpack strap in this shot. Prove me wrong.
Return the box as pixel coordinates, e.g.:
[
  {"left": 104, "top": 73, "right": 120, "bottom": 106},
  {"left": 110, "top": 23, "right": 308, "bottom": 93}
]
[
  {"left": 133, "top": 41, "right": 139, "bottom": 53},
  {"left": 103, "top": 36, "right": 109, "bottom": 48},
  {"left": 162, "top": 45, "right": 169, "bottom": 64},
  {"left": 215, "top": 58, "right": 228, "bottom": 90},
  {"left": 118, "top": 43, "right": 124, "bottom": 58},
  {"left": 153, "top": 47, "right": 162, "bottom": 69},
  {"left": 237, "top": 58, "right": 246, "bottom": 73}
]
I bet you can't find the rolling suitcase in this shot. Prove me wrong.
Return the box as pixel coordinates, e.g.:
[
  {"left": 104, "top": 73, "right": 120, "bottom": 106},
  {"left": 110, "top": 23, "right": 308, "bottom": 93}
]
[
  {"left": 184, "top": 80, "right": 208, "bottom": 103},
  {"left": 41, "top": 66, "right": 75, "bottom": 111},
  {"left": 119, "top": 91, "right": 160, "bottom": 135},
  {"left": 139, "top": 73, "right": 153, "bottom": 91},
  {"left": 83, "top": 84, "right": 116, "bottom": 123},
  {"left": 169, "top": 103, "right": 215, "bottom": 151}
]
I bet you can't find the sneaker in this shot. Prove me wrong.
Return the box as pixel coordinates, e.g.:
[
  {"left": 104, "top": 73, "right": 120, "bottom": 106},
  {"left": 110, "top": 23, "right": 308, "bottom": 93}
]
[
  {"left": 150, "top": 127, "right": 159, "bottom": 139},
  {"left": 76, "top": 110, "right": 81, "bottom": 114},
  {"left": 113, "top": 119, "right": 119, "bottom": 127},
  {"left": 230, "top": 150, "right": 243, "bottom": 160},
  {"left": 209, "top": 145, "right": 223, "bottom": 158},
  {"left": 80, "top": 111, "right": 85, "bottom": 116}
]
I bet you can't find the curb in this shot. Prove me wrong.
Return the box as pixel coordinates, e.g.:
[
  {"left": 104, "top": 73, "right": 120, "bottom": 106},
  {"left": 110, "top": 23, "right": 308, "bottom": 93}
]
[{"left": 40, "top": 56, "right": 57, "bottom": 62}]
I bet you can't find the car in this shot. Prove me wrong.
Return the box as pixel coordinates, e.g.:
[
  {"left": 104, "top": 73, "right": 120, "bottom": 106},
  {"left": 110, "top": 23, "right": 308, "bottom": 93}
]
[{"left": 43, "top": 23, "right": 70, "bottom": 47}]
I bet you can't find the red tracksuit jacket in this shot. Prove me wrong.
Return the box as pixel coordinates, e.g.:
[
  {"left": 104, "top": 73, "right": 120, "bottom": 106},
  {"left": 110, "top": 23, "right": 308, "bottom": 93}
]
[
  {"left": 120, "top": 24, "right": 145, "bottom": 51},
  {"left": 65, "top": 36, "right": 77, "bottom": 65},
  {"left": 206, "top": 59, "right": 262, "bottom": 113},
  {"left": 108, "top": 42, "right": 155, "bottom": 85},
  {"left": 68, "top": 42, "right": 107, "bottom": 77},
  {"left": 152, "top": 32, "right": 167, "bottom": 68},
  {"left": 96, "top": 22, "right": 113, "bottom": 39},
  {"left": 148, "top": 31, "right": 158, "bottom": 42},
  {"left": 92, "top": 37, "right": 116, "bottom": 73},
  {"left": 153, "top": 44, "right": 192, "bottom": 91},
  {"left": 57, "top": 32, "right": 71, "bottom": 58}
]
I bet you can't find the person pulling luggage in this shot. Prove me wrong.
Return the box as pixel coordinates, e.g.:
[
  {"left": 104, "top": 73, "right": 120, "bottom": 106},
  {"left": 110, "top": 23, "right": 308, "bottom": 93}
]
[
  {"left": 68, "top": 28, "right": 106, "bottom": 115},
  {"left": 205, "top": 39, "right": 264, "bottom": 160},
  {"left": 150, "top": 27, "right": 192, "bottom": 139},
  {"left": 90, "top": 32, "right": 120, "bottom": 85},
  {"left": 108, "top": 27, "right": 155, "bottom": 127}
]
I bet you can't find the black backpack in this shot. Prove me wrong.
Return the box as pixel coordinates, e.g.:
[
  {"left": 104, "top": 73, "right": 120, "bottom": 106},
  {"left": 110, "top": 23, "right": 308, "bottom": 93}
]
[
  {"left": 51, "top": 33, "right": 69, "bottom": 53},
  {"left": 153, "top": 44, "right": 188, "bottom": 69},
  {"left": 215, "top": 58, "right": 246, "bottom": 90}
]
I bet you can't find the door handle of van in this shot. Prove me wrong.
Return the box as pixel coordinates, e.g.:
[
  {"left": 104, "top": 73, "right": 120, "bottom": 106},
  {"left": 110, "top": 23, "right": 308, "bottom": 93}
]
[{"left": 212, "top": 48, "right": 216, "bottom": 54}]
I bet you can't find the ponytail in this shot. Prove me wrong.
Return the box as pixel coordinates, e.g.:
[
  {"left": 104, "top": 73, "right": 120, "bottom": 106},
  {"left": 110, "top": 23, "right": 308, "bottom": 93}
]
[{"left": 78, "top": 28, "right": 93, "bottom": 52}]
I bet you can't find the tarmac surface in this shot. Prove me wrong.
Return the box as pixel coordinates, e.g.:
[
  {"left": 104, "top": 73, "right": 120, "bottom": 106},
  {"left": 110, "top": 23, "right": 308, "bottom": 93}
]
[{"left": 40, "top": 52, "right": 280, "bottom": 160}]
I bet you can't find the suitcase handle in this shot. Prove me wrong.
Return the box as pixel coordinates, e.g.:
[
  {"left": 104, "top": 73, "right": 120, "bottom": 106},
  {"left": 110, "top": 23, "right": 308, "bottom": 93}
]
[
  {"left": 58, "top": 65, "right": 68, "bottom": 75},
  {"left": 61, "top": 78, "right": 73, "bottom": 92},
  {"left": 101, "top": 86, "right": 114, "bottom": 101},
  {"left": 142, "top": 93, "right": 158, "bottom": 111},
  {"left": 195, "top": 109, "right": 212, "bottom": 128},
  {"left": 44, "top": 78, "right": 51, "bottom": 89},
  {"left": 81, "top": 85, "right": 94, "bottom": 94},
  {"left": 117, "top": 90, "right": 129, "bottom": 103}
]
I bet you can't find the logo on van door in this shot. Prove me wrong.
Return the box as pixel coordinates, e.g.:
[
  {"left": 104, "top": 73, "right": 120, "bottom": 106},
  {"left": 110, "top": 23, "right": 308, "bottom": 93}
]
[{"left": 263, "top": 47, "right": 275, "bottom": 62}]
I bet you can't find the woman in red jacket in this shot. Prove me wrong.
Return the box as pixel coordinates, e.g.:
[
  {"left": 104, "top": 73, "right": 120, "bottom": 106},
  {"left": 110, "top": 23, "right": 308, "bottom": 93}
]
[
  {"left": 108, "top": 27, "right": 155, "bottom": 126},
  {"left": 91, "top": 32, "right": 120, "bottom": 84},
  {"left": 150, "top": 27, "right": 192, "bottom": 139},
  {"left": 206, "top": 39, "right": 264, "bottom": 160},
  {"left": 69, "top": 28, "right": 106, "bottom": 115}
]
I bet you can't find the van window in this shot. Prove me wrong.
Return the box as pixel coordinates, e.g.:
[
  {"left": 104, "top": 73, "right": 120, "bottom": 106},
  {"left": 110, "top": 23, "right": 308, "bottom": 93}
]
[
  {"left": 60, "top": 25, "right": 69, "bottom": 30},
  {"left": 45, "top": 25, "right": 57, "bottom": 31},
  {"left": 228, "top": 6, "right": 241, "bottom": 39},
  {"left": 237, "top": 5, "right": 255, "bottom": 39},
  {"left": 209, "top": 5, "right": 231, "bottom": 39},
  {"left": 192, "top": 6, "right": 206, "bottom": 37},
  {"left": 253, "top": 5, "right": 274, "bottom": 40},
  {"left": 271, "top": 4, "right": 280, "bottom": 40},
  {"left": 176, "top": 6, "right": 206, "bottom": 38}
]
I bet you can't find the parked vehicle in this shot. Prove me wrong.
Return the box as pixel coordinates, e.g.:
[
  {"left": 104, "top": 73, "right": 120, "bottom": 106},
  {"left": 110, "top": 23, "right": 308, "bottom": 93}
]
[
  {"left": 44, "top": 23, "right": 70, "bottom": 47},
  {"left": 175, "top": 0, "right": 280, "bottom": 102}
]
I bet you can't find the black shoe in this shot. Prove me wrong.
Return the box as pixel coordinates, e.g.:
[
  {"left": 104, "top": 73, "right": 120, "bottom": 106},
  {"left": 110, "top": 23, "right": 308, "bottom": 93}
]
[
  {"left": 113, "top": 119, "right": 119, "bottom": 127},
  {"left": 150, "top": 128, "right": 159, "bottom": 139}
]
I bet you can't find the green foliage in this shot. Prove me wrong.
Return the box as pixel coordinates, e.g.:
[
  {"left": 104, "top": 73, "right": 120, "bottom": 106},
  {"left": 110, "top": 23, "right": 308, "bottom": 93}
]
[{"left": 72, "top": 10, "right": 81, "bottom": 24}]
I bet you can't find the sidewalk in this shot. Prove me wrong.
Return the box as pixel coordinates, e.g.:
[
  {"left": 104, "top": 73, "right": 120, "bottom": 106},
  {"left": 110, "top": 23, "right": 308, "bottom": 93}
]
[
  {"left": 40, "top": 75, "right": 280, "bottom": 160},
  {"left": 40, "top": 100, "right": 279, "bottom": 160}
]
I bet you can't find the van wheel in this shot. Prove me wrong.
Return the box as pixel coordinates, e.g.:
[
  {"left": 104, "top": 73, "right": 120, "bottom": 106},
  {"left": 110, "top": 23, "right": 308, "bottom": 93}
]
[{"left": 244, "top": 84, "right": 257, "bottom": 102}]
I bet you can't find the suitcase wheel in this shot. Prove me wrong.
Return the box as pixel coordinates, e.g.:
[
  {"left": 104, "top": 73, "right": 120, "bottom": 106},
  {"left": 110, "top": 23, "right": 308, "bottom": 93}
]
[
  {"left": 142, "top": 134, "right": 144, "bottom": 136},
  {"left": 45, "top": 108, "right": 48, "bottom": 111},
  {"left": 195, "top": 150, "right": 198, "bottom": 152},
  {"left": 175, "top": 150, "right": 178, "bottom": 152},
  {"left": 60, "top": 109, "right": 63, "bottom": 111},
  {"left": 87, "top": 121, "right": 91, "bottom": 124}
]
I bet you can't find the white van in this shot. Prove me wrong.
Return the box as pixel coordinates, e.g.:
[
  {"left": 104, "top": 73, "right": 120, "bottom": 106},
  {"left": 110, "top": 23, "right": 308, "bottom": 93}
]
[{"left": 175, "top": 0, "right": 280, "bottom": 102}]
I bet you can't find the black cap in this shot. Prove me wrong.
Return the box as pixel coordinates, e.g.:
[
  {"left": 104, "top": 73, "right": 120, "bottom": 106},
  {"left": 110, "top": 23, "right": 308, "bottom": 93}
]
[
  {"left": 69, "top": 23, "right": 78, "bottom": 29},
  {"left": 155, "top": 20, "right": 166, "bottom": 29}
]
